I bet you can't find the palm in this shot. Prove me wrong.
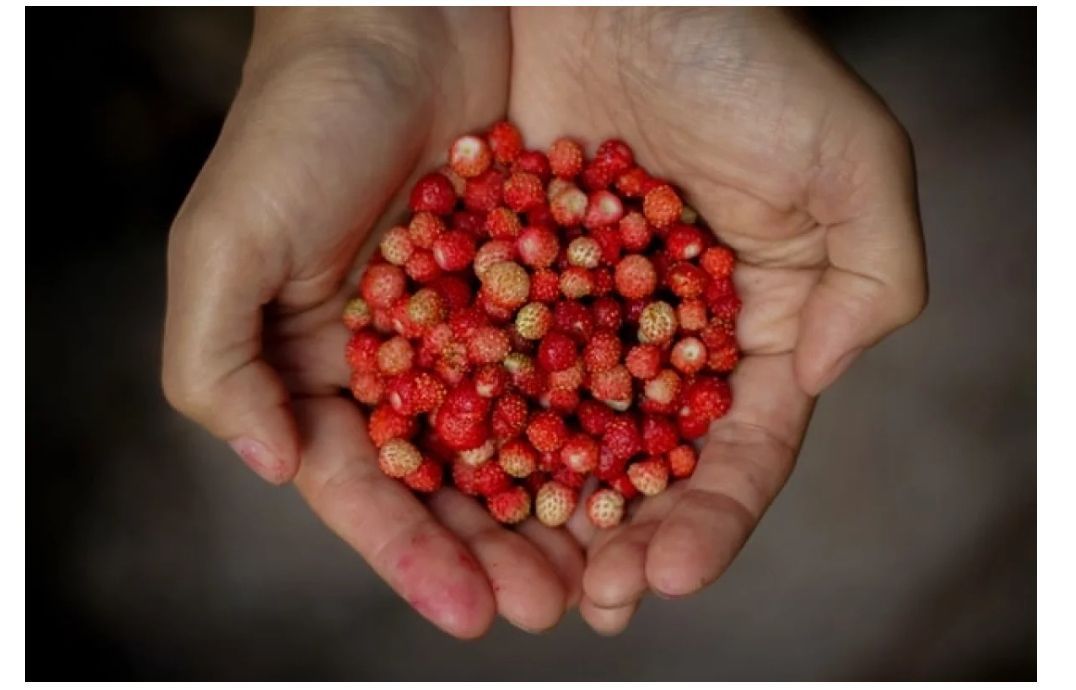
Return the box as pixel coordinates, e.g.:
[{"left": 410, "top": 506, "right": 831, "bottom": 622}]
[{"left": 507, "top": 7, "right": 909, "bottom": 628}]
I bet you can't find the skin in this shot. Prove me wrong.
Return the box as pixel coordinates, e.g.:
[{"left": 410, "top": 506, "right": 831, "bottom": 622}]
[{"left": 162, "top": 7, "right": 926, "bottom": 638}]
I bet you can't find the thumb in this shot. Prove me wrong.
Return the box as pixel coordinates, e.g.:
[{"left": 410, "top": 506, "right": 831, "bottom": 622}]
[{"left": 794, "top": 122, "right": 928, "bottom": 395}]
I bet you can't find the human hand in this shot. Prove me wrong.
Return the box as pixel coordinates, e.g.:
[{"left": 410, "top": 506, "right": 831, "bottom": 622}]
[
  {"left": 508, "top": 7, "right": 927, "bottom": 633},
  {"left": 162, "top": 8, "right": 586, "bottom": 638}
]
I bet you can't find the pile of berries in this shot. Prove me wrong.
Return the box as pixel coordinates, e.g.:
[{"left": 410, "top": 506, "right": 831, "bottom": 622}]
[{"left": 343, "top": 121, "right": 740, "bottom": 529}]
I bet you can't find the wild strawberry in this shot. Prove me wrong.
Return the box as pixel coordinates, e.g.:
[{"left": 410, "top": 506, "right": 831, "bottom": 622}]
[
  {"left": 550, "top": 186, "right": 588, "bottom": 226},
  {"left": 614, "top": 254, "right": 658, "bottom": 300},
  {"left": 409, "top": 172, "right": 457, "bottom": 215},
  {"left": 665, "top": 224, "right": 706, "bottom": 261},
  {"left": 537, "top": 331, "right": 578, "bottom": 372},
  {"left": 596, "top": 443, "right": 628, "bottom": 481},
  {"left": 473, "top": 460, "right": 512, "bottom": 497},
  {"left": 472, "top": 240, "right": 516, "bottom": 281},
  {"left": 435, "top": 343, "right": 469, "bottom": 386},
  {"left": 619, "top": 212, "right": 652, "bottom": 252},
  {"left": 668, "top": 444, "right": 698, "bottom": 479},
  {"left": 377, "top": 336, "right": 414, "bottom": 376},
  {"left": 482, "top": 207, "right": 519, "bottom": 240},
  {"left": 474, "top": 363, "right": 509, "bottom": 398},
  {"left": 567, "top": 236, "right": 602, "bottom": 269},
  {"left": 467, "top": 326, "right": 511, "bottom": 365},
  {"left": 514, "top": 302, "right": 552, "bottom": 340},
  {"left": 588, "top": 226, "right": 622, "bottom": 267},
  {"left": 488, "top": 121, "right": 523, "bottom": 165},
  {"left": 553, "top": 465, "right": 587, "bottom": 491},
  {"left": 451, "top": 209, "right": 486, "bottom": 237},
  {"left": 451, "top": 461, "right": 481, "bottom": 496},
  {"left": 553, "top": 301, "right": 595, "bottom": 342},
  {"left": 513, "top": 367, "right": 549, "bottom": 399},
  {"left": 342, "top": 297, "right": 372, "bottom": 331},
  {"left": 488, "top": 486, "right": 531, "bottom": 525},
  {"left": 513, "top": 150, "right": 552, "bottom": 181},
  {"left": 380, "top": 225, "right": 414, "bottom": 265},
  {"left": 559, "top": 266, "right": 594, "bottom": 299},
  {"left": 535, "top": 481, "right": 578, "bottom": 527},
  {"left": 526, "top": 410, "right": 568, "bottom": 452},
  {"left": 642, "top": 415, "right": 679, "bottom": 455},
  {"left": 359, "top": 264, "right": 406, "bottom": 309},
  {"left": 628, "top": 457, "right": 668, "bottom": 496},
  {"left": 527, "top": 203, "right": 556, "bottom": 231},
  {"left": 367, "top": 404, "right": 416, "bottom": 447},
  {"left": 708, "top": 344, "right": 740, "bottom": 373},
  {"left": 710, "top": 294, "right": 742, "bottom": 330},
  {"left": 615, "top": 167, "right": 651, "bottom": 198},
  {"left": 378, "top": 438, "right": 423, "bottom": 479},
  {"left": 701, "top": 245, "right": 735, "bottom": 278},
  {"left": 406, "top": 289, "right": 446, "bottom": 330},
  {"left": 560, "top": 433, "right": 600, "bottom": 474},
  {"left": 503, "top": 351, "right": 535, "bottom": 377},
  {"left": 643, "top": 369, "right": 682, "bottom": 411},
  {"left": 405, "top": 249, "right": 441, "bottom": 283},
  {"left": 448, "top": 134, "right": 492, "bottom": 178},
  {"left": 638, "top": 301, "right": 678, "bottom": 345},
  {"left": 583, "top": 330, "right": 622, "bottom": 373},
  {"left": 625, "top": 343, "right": 663, "bottom": 380},
  {"left": 671, "top": 336, "right": 708, "bottom": 375},
  {"left": 437, "top": 408, "right": 490, "bottom": 452},
  {"left": 700, "top": 319, "right": 735, "bottom": 350},
  {"left": 578, "top": 399, "right": 616, "bottom": 436},
  {"left": 538, "top": 450, "right": 561, "bottom": 473},
  {"left": 704, "top": 276, "right": 735, "bottom": 306},
  {"left": 580, "top": 162, "right": 614, "bottom": 191},
  {"left": 491, "top": 393, "right": 528, "bottom": 439},
  {"left": 439, "top": 165, "right": 467, "bottom": 197},
  {"left": 548, "top": 137, "right": 584, "bottom": 179},
  {"left": 590, "top": 365, "right": 633, "bottom": 410},
  {"left": 643, "top": 184, "right": 682, "bottom": 228},
  {"left": 388, "top": 369, "right": 446, "bottom": 415},
  {"left": 447, "top": 306, "right": 487, "bottom": 341},
  {"left": 666, "top": 262, "right": 708, "bottom": 299},
  {"left": 528, "top": 269, "right": 561, "bottom": 302},
  {"left": 584, "top": 190, "right": 625, "bottom": 229},
  {"left": 480, "top": 260, "right": 530, "bottom": 309},
  {"left": 478, "top": 286, "right": 518, "bottom": 323},
  {"left": 403, "top": 458, "right": 443, "bottom": 493},
  {"left": 677, "top": 299, "right": 709, "bottom": 332},
  {"left": 421, "top": 323, "right": 453, "bottom": 356},
  {"left": 548, "top": 360, "right": 586, "bottom": 392},
  {"left": 602, "top": 416, "right": 642, "bottom": 461},
  {"left": 457, "top": 439, "right": 497, "bottom": 467},
  {"left": 516, "top": 226, "right": 559, "bottom": 268},
  {"left": 409, "top": 212, "right": 446, "bottom": 250},
  {"left": 677, "top": 411, "right": 712, "bottom": 440},
  {"left": 371, "top": 306, "right": 396, "bottom": 335},
  {"left": 503, "top": 171, "right": 544, "bottom": 212},
  {"left": 349, "top": 369, "right": 384, "bottom": 406},
  {"left": 389, "top": 297, "right": 425, "bottom": 339},
  {"left": 431, "top": 230, "right": 476, "bottom": 272},
  {"left": 680, "top": 376, "right": 732, "bottom": 421},
  {"left": 594, "top": 139, "right": 634, "bottom": 177},
  {"left": 499, "top": 438, "right": 538, "bottom": 478},
  {"left": 546, "top": 386, "right": 581, "bottom": 413},
  {"left": 624, "top": 298, "right": 648, "bottom": 325},
  {"left": 608, "top": 473, "right": 639, "bottom": 500},
  {"left": 464, "top": 168, "right": 505, "bottom": 212},
  {"left": 587, "top": 489, "right": 625, "bottom": 529},
  {"left": 587, "top": 299, "right": 621, "bottom": 334}
]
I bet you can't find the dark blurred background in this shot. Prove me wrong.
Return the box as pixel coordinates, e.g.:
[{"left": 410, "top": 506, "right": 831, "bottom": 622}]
[{"left": 26, "top": 7, "right": 1036, "bottom": 681}]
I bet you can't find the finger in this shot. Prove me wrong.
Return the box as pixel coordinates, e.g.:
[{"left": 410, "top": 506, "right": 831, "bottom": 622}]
[
  {"left": 583, "top": 521, "right": 660, "bottom": 609},
  {"left": 428, "top": 491, "right": 568, "bottom": 633},
  {"left": 516, "top": 519, "right": 586, "bottom": 609},
  {"left": 645, "top": 353, "right": 812, "bottom": 597},
  {"left": 292, "top": 398, "right": 495, "bottom": 639},
  {"left": 796, "top": 121, "right": 927, "bottom": 394},
  {"left": 579, "top": 596, "right": 638, "bottom": 637}
]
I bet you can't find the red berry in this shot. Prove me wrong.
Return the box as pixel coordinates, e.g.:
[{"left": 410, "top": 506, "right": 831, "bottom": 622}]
[
  {"left": 537, "top": 331, "right": 578, "bottom": 372},
  {"left": 404, "top": 248, "right": 441, "bottom": 283},
  {"left": 553, "top": 465, "right": 587, "bottom": 491},
  {"left": 474, "top": 362, "right": 510, "bottom": 398},
  {"left": 513, "top": 150, "right": 552, "bottom": 181},
  {"left": 463, "top": 168, "right": 505, "bottom": 212},
  {"left": 378, "top": 438, "right": 423, "bottom": 479},
  {"left": 589, "top": 225, "right": 623, "bottom": 265},
  {"left": 671, "top": 336, "right": 708, "bottom": 375},
  {"left": 488, "top": 486, "right": 531, "bottom": 525},
  {"left": 679, "top": 376, "right": 732, "bottom": 421},
  {"left": 367, "top": 404, "right": 416, "bottom": 447},
  {"left": 567, "top": 236, "right": 602, "bottom": 269},
  {"left": 380, "top": 225, "right": 414, "bottom": 265},
  {"left": 625, "top": 343, "right": 663, "bottom": 380},
  {"left": 503, "top": 171, "right": 545, "bottom": 212},
  {"left": 668, "top": 444, "right": 699, "bottom": 479},
  {"left": 560, "top": 433, "right": 600, "bottom": 474},
  {"left": 638, "top": 301, "right": 678, "bottom": 345},
  {"left": 526, "top": 410, "right": 568, "bottom": 452},
  {"left": 552, "top": 300, "right": 595, "bottom": 342},
  {"left": 580, "top": 162, "right": 614, "bottom": 191},
  {"left": 608, "top": 473, "right": 639, "bottom": 500},
  {"left": 451, "top": 209, "right": 486, "bottom": 237},
  {"left": 594, "top": 139, "right": 635, "bottom": 177},
  {"left": 535, "top": 481, "right": 578, "bottom": 527},
  {"left": 559, "top": 266, "right": 594, "bottom": 299},
  {"left": 499, "top": 438, "right": 539, "bottom": 478},
  {"left": 448, "top": 134, "right": 492, "bottom": 178},
  {"left": 666, "top": 261, "right": 708, "bottom": 299},
  {"left": 589, "top": 365, "right": 633, "bottom": 410},
  {"left": 451, "top": 461, "right": 481, "bottom": 496},
  {"left": 708, "top": 344, "right": 740, "bottom": 373},
  {"left": 627, "top": 457, "right": 668, "bottom": 496},
  {"left": 583, "top": 330, "right": 623, "bottom": 373},
  {"left": 349, "top": 369, "right": 384, "bottom": 406},
  {"left": 677, "top": 299, "right": 709, "bottom": 332},
  {"left": 480, "top": 260, "right": 530, "bottom": 309},
  {"left": 409, "top": 173, "right": 457, "bottom": 215},
  {"left": 602, "top": 416, "right": 642, "bottom": 461},
  {"left": 619, "top": 212, "right": 652, "bottom": 252},
  {"left": 360, "top": 264, "right": 406, "bottom": 309},
  {"left": 377, "top": 336, "right": 414, "bottom": 376},
  {"left": 528, "top": 269, "right": 561, "bottom": 302},
  {"left": 587, "top": 489, "right": 625, "bottom": 528},
  {"left": 485, "top": 207, "right": 522, "bottom": 240},
  {"left": 342, "top": 297, "right": 372, "bottom": 332},
  {"left": 591, "top": 296, "right": 624, "bottom": 332},
  {"left": 584, "top": 190, "right": 625, "bottom": 229},
  {"left": 517, "top": 225, "right": 560, "bottom": 268},
  {"left": 550, "top": 186, "right": 588, "bottom": 226},
  {"left": 665, "top": 224, "right": 706, "bottom": 261},
  {"left": 467, "top": 326, "right": 511, "bottom": 365},
  {"left": 474, "top": 460, "right": 512, "bottom": 497},
  {"left": 578, "top": 399, "right": 617, "bottom": 436},
  {"left": 430, "top": 274, "right": 473, "bottom": 310},
  {"left": 546, "top": 386, "right": 581, "bottom": 413},
  {"left": 643, "top": 369, "right": 682, "bottom": 412},
  {"left": 548, "top": 137, "right": 584, "bottom": 179},
  {"left": 388, "top": 369, "right": 446, "bottom": 415},
  {"left": 473, "top": 239, "right": 517, "bottom": 280},
  {"left": 491, "top": 393, "right": 528, "bottom": 440},
  {"left": 614, "top": 254, "right": 658, "bottom": 300},
  {"left": 643, "top": 184, "right": 682, "bottom": 228},
  {"left": 701, "top": 245, "right": 736, "bottom": 278},
  {"left": 488, "top": 121, "right": 523, "bottom": 165},
  {"left": 615, "top": 167, "right": 651, "bottom": 198},
  {"left": 404, "top": 458, "right": 444, "bottom": 493},
  {"left": 677, "top": 411, "right": 712, "bottom": 440},
  {"left": 515, "top": 302, "right": 553, "bottom": 340},
  {"left": 642, "top": 415, "right": 679, "bottom": 455}
]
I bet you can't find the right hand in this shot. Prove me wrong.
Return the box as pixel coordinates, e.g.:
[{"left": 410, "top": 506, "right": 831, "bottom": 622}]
[{"left": 162, "top": 8, "right": 584, "bottom": 638}]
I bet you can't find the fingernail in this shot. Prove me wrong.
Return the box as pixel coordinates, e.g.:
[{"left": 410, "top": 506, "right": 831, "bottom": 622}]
[
  {"left": 229, "top": 437, "right": 288, "bottom": 484},
  {"left": 815, "top": 347, "right": 864, "bottom": 392}
]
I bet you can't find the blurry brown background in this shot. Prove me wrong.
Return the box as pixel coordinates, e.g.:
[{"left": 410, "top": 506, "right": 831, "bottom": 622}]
[{"left": 26, "top": 7, "right": 1035, "bottom": 680}]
